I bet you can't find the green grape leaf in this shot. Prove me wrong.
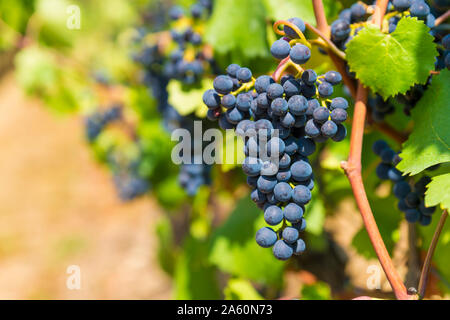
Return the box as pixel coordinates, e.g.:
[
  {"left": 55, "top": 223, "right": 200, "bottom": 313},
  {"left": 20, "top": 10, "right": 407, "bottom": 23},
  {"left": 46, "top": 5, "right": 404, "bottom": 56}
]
[
  {"left": 168, "top": 79, "right": 211, "bottom": 116},
  {"left": 264, "top": 0, "right": 340, "bottom": 25},
  {"left": 174, "top": 236, "right": 221, "bottom": 299},
  {"left": 346, "top": 17, "right": 437, "bottom": 99},
  {"left": 425, "top": 173, "right": 450, "bottom": 211},
  {"left": 209, "top": 196, "right": 285, "bottom": 285},
  {"left": 155, "top": 217, "right": 176, "bottom": 276},
  {"left": 224, "top": 279, "right": 263, "bottom": 300},
  {"left": 205, "top": 0, "right": 269, "bottom": 61},
  {"left": 397, "top": 70, "right": 450, "bottom": 175}
]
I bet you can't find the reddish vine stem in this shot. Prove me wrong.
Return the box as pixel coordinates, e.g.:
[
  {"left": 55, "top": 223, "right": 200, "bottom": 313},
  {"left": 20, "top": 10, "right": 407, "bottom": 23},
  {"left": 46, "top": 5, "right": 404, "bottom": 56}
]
[
  {"left": 418, "top": 210, "right": 448, "bottom": 299},
  {"left": 312, "top": 0, "right": 410, "bottom": 299},
  {"left": 312, "top": 0, "right": 329, "bottom": 34},
  {"left": 435, "top": 10, "right": 450, "bottom": 26}
]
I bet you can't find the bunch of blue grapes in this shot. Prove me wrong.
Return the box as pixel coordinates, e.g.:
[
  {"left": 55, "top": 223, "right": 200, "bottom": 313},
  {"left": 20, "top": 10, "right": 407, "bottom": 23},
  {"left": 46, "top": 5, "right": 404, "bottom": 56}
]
[
  {"left": 203, "top": 17, "right": 349, "bottom": 260},
  {"left": 179, "top": 163, "right": 212, "bottom": 196},
  {"left": 373, "top": 140, "right": 436, "bottom": 226},
  {"left": 108, "top": 152, "right": 151, "bottom": 202},
  {"left": 368, "top": 95, "right": 395, "bottom": 122},
  {"left": 85, "top": 104, "right": 123, "bottom": 142}
]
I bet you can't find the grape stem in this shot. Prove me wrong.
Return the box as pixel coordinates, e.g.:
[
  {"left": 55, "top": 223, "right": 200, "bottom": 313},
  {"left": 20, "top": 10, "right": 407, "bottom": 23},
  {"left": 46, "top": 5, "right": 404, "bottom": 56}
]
[
  {"left": 313, "top": 0, "right": 412, "bottom": 300},
  {"left": 435, "top": 10, "right": 450, "bottom": 26},
  {"left": 418, "top": 210, "right": 448, "bottom": 299},
  {"left": 304, "top": 22, "right": 346, "bottom": 60}
]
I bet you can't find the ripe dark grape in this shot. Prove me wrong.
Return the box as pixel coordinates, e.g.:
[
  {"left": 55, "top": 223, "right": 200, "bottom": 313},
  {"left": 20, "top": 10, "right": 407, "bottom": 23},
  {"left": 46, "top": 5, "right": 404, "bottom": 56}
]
[
  {"left": 289, "top": 44, "right": 311, "bottom": 64},
  {"left": 284, "top": 17, "right": 306, "bottom": 39},
  {"left": 271, "top": 39, "right": 291, "bottom": 60}
]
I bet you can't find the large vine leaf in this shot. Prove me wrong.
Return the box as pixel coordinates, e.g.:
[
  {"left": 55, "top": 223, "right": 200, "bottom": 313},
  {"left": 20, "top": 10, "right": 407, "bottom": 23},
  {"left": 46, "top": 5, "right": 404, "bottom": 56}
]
[
  {"left": 397, "top": 70, "right": 450, "bottom": 175},
  {"left": 205, "top": 0, "right": 269, "bottom": 61},
  {"left": 208, "top": 196, "right": 285, "bottom": 286},
  {"left": 346, "top": 17, "right": 437, "bottom": 99},
  {"left": 425, "top": 173, "right": 450, "bottom": 211}
]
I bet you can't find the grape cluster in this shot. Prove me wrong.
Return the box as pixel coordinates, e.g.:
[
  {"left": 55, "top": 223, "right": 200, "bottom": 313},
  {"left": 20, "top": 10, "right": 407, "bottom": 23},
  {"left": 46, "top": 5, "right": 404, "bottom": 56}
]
[
  {"left": 373, "top": 140, "right": 436, "bottom": 226},
  {"left": 203, "top": 18, "right": 349, "bottom": 260},
  {"left": 134, "top": 1, "right": 216, "bottom": 196},
  {"left": 368, "top": 95, "right": 395, "bottom": 122},
  {"left": 85, "top": 104, "right": 123, "bottom": 142}
]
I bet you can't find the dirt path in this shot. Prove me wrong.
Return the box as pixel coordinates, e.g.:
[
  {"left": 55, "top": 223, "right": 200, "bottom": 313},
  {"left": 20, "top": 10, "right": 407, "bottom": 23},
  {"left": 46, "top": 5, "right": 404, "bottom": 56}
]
[{"left": 0, "top": 73, "right": 171, "bottom": 299}]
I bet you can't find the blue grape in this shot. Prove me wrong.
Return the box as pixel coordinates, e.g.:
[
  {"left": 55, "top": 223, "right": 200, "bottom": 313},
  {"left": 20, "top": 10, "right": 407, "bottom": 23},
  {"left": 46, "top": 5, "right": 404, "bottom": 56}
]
[
  {"left": 443, "top": 35, "right": 450, "bottom": 50},
  {"left": 292, "top": 185, "right": 312, "bottom": 205},
  {"left": 372, "top": 140, "right": 389, "bottom": 156},
  {"left": 324, "top": 71, "right": 342, "bottom": 85},
  {"left": 242, "top": 157, "right": 261, "bottom": 176},
  {"left": 297, "top": 137, "right": 316, "bottom": 156},
  {"left": 283, "top": 79, "right": 301, "bottom": 97},
  {"left": 221, "top": 94, "right": 236, "bottom": 109},
  {"left": 288, "top": 95, "right": 308, "bottom": 115},
  {"left": 277, "top": 169, "right": 292, "bottom": 182},
  {"left": 255, "top": 75, "right": 275, "bottom": 93},
  {"left": 293, "top": 238, "right": 306, "bottom": 255},
  {"left": 394, "top": 181, "right": 411, "bottom": 198},
  {"left": 237, "top": 67, "right": 253, "bottom": 83},
  {"left": 290, "top": 44, "right": 311, "bottom": 64},
  {"left": 236, "top": 93, "right": 253, "bottom": 111},
  {"left": 271, "top": 98, "right": 289, "bottom": 116},
  {"left": 305, "top": 119, "right": 321, "bottom": 138},
  {"left": 318, "top": 81, "right": 333, "bottom": 97},
  {"left": 257, "top": 93, "right": 270, "bottom": 109},
  {"left": 405, "top": 209, "right": 420, "bottom": 223},
  {"left": 350, "top": 3, "right": 366, "bottom": 22},
  {"left": 282, "top": 227, "right": 299, "bottom": 244},
  {"left": 256, "top": 227, "right": 278, "bottom": 248},
  {"left": 226, "top": 107, "right": 244, "bottom": 124},
  {"left": 257, "top": 175, "right": 278, "bottom": 193},
  {"left": 313, "top": 106, "right": 330, "bottom": 123},
  {"left": 264, "top": 205, "right": 284, "bottom": 225},
  {"left": 330, "top": 97, "right": 349, "bottom": 110},
  {"left": 331, "top": 19, "right": 350, "bottom": 41},
  {"left": 260, "top": 161, "right": 279, "bottom": 176},
  {"left": 284, "top": 17, "right": 306, "bottom": 39},
  {"left": 273, "top": 240, "right": 293, "bottom": 260},
  {"left": 393, "top": 0, "right": 411, "bottom": 12},
  {"left": 283, "top": 203, "right": 304, "bottom": 223},
  {"left": 213, "top": 75, "right": 234, "bottom": 94},
  {"left": 203, "top": 89, "right": 221, "bottom": 108},
  {"left": 321, "top": 120, "right": 338, "bottom": 138},
  {"left": 331, "top": 124, "right": 347, "bottom": 142},
  {"left": 376, "top": 163, "right": 391, "bottom": 180},
  {"left": 301, "top": 69, "right": 317, "bottom": 85},
  {"left": 410, "top": 1, "right": 430, "bottom": 18},
  {"left": 267, "top": 83, "right": 284, "bottom": 99},
  {"left": 251, "top": 188, "right": 267, "bottom": 204},
  {"left": 271, "top": 39, "right": 291, "bottom": 60},
  {"left": 274, "top": 182, "right": 293, "bottom": 202},
  {"left": 226, "top": 64, "right": 241, "bottom": 77},
  {"left": 330, "top": 108, "right": 347, "bottom": 123}
]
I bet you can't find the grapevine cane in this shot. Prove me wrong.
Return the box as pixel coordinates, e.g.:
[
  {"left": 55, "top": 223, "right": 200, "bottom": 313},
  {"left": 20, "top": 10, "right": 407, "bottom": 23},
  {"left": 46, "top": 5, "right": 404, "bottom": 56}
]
[
  {"left": 312, "top": 0, "right": 411, "bottom": 300},
  {"left": 418, "top": 210, "right": 449, "bottom": 299}
]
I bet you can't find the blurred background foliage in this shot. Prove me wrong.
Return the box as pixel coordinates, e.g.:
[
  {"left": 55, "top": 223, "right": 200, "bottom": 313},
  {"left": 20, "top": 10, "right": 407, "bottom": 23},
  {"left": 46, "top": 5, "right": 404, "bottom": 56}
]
[{"left": 0, "top": 0, "right": 449, "bottom": 300}]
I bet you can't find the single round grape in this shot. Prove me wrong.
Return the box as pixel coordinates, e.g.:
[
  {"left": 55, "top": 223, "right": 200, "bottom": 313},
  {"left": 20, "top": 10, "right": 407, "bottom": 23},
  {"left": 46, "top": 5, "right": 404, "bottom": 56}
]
[
  {"left": 410, "top": 1, "right": 430, "bottom": 18},
  {"left": 324, "top": 71, "right": 342, "bottom": 85},
  {"left": 257, "top": 93, "right": 270, "bottom": 109},
  {"left": 292, "top": 185, "right": 312, "bottom": 205},
  {"left": 273, "top": 240, "right": 293, "bottom": 260},
  {"left": 283, "top": 79, "right": 301, "bottom": 97},
  {"left": 288, "top": 95, "right": 308, "bottom": 115},
  {"left": 298, "top": 178, "right": 314, "bottom": 191},
  {"left": 387, "top": 167, "right": 403, "bottom": 181},
  {"left": 219, "top": 114, "right": 235, "bottom": 130},
  {"left": 242, "top": 157, "right": 261, "bottom": 176},
  {"left": 283, "top": 136, "right": 299, "bottom": 155},
  {"left": 313, "top": 106, "right": 330, "bottom": 123},
  {"left": 279, "top": 153, "right": 291, "bottom": 169},
  {"left": 271, "top": 98, "right": 289, "bottom": 116},
  {"left": 271, "top": 39, "right": 291, "bottom": 60},
  {"left": 300, "top": 82, "right": 316, "bottom": 98},
  {"left": 330, "top": 108, "right": 347, "bottom": 124},
  {"left": 260, "top": 161, "right": 279, "bottom": 176},
  {"left": 301, "top": 69, "right": 317, "bottom": 85},
  {"left": 321, "top": 120, "right": 338, "bottom": 138},
  {"left": 305, "top": 119, "right": 321, "bottom": 138},
  {"left": 247, "top": 176, "right": 258, "bottom": 188},
  {"left": 350, "top": 3, "right": 366, "bottom": 22},
  {"left": 237, "top": 67, "right": 252, "bottom": 83},
  {"left": 393, "top": 0, "right": 411, "bottom": 12},
  {"left": 293, "top": 218, "right": 307, "bottom": 232},
  {"left": 273, "top": 182, "right": 293, "bottom": 202},
  {"left": 372, "top": 140, "right": 389, "bottom": 156},
  {"left": 282, "top": 227, "right": 299, "bottom": 244},
  {"left": 276, "top": 169, "right": 291, "bottom": 182},
  {"left": 256, "top": 227, "right": 278, "bottom": 248},
  {"left": 281, "top": 112, "right": 296, "bottom": 128},
  {"left": 330, "top": 97, "right": 349, "bottom": 110},
  {"left": 236, "top": 93, "right": 253, "bottom": 112},
  {"left": 318, "top": 81, "right": 333, "bottom": 97},
  {"left": 213, "top": 75, "right": 234, "bottom": 94},
  {"left": 394, "top": 181, "right": 411, "bottom": 198},
  {"left": 376, "top": 163, "right": 391, "bottom": 180},
  {"left": 405, "top": 209, "right": 420, "bottom": 223},
  {"left": 294, "top": 115, "right": 307, "bottom": 128},
  {"left": 226, "top": 64, "right": 241, "bottom": 77},
  {"left": 297, "top": 137, "right": 316, "bottom": 156},
  {"left": 190, "top": 3, "right": 204, "bottom": 18},
  {"left": 251, "top": 188, "right": 267, "bottom": 204},
  {"left": 443, "top": 34, "right": 450, "bottom": 50},
  {"left": 420, "top": 215, "right": 432, "bottom": 226},
  {"left": 331, "top": 19, "right": 350, "bottom": 41},
  {"left": 306, "top": 99, "right": 320, "bottom": 116},
  {"left": 169, "top": 6, "right": 184, "bottom": 20},
  {"left": 257, "top": 175, "right": 278, "bottom": 194},
  {"left": 331, "top": 124, "right": 347, "bottom": 142},
  {"left": 283, "top": 203, "right": 304, "bottom": 223},
  {"left": 284, "top": 17, "right": 306, "bottom": 39},
  {"left": 206, "top": 108, "right": 221, "bottom": 121},
  {"left": 267, "top": 83, "right": 284, "bottom": 99},
  {"left": 293, "top": 238, "right": 306, "bottom": 255},
  {"left": 405, "top": 192, "right": 420, "bottom": 208},
  {"left": 226, "top": 107, "right": 244, "bottom": 124},
  {"left": 339, "top": 8, "right": 352, "bottom": 23},
  {"left": 255, "top": 75, "right": 275, "bottom": 93},
  {"left": 264, "top": 205, "right": 284, "bottom": 225},
  {"left": 203, "top": 89, "right": 221, "bottom": 109},
  {"left": 290, "top": 44, "right": 311, "bottom": 65},
  {"left": 267, "top": 192, "right": 278, "bottom": 205},
  {"left": 419, "top": 201, "right": 436, "bottom": 216},
  {"left": 221, "top": 94, "right": 236, "bottom": 109}
]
